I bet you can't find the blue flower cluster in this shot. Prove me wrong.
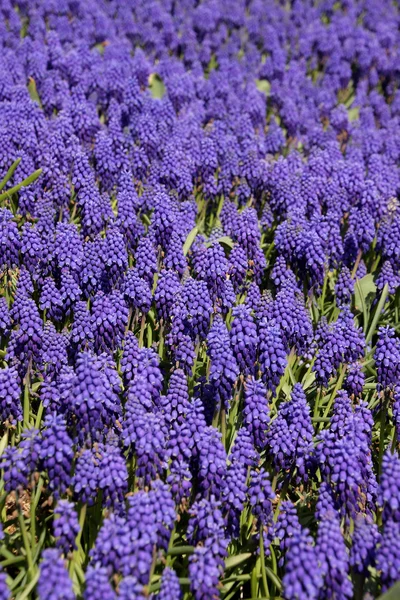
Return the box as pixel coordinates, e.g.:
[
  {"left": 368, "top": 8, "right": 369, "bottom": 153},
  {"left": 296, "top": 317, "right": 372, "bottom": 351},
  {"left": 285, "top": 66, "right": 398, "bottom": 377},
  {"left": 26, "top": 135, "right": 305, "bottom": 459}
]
[{"left": 0, "top": 0, "right": 400, "bottom": 599}]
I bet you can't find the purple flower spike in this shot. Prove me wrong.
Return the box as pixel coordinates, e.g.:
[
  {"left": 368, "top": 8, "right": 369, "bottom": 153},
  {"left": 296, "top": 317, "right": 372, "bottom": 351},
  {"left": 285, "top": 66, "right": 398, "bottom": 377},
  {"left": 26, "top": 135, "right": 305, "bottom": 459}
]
[
  {"left": 230, "top": 305, "right": 257, "bottom": 376},
  {"left": 282, "top": 529, "right": 322, "bottom": 600},
  {"left": 38, "top": 549, "right": 75, "bottom": 600},
  {"left": 84, "top": 565, "right": 116, "bottom": 600},
  {"left": 53, "top": 500, "right": 80, "bottom": 556},
  {"left": 159, "top": 568, "right": 182, "bottom": 600},
  {"left": 0, "top": 366, "right": 22, "bottom": 426},
  {"left": 258, "top": 319, "right": 287, "bottom": 394},
  {"left": 243, "top": 377, "right": 270, "bottom": 451}
]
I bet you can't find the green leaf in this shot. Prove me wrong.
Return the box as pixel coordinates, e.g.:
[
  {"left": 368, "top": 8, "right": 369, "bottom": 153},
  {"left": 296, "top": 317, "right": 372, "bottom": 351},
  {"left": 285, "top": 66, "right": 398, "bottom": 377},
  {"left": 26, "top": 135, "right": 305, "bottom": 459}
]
[
  {"left": 207, "top": 55, "right": 218, "bottom": 74},
  {"left": 377, "top": 581, "right": 400, "bottom": 600},
  {"left": 183, "top": 226, "right": 198, "bottom": 256},
  {"left": 27, "top": 77, "right": 42, "bottom": 107},
  {"left": 348, "top": 106, "right": 360, "bottom": 121},
  {"left": 302, "top": 371, "right": 315, "bottom": 391},
  {"left": 167, "top": 545, "right": 195, "bottom": 556},
  {"left": 149, "top": 74, "right": 166, "bottom": 99},
  {"left": 17, "top": 569, "right": 40, "bottom": 600},
  {"left": 0, "top": 168, "right": 42, "bottom": 202},
  {"left": 354, "top": 274, "right": 376, "bottom": 313},
  {"left": 93, "top": 42, "right": 106, "bottom": 55},
  {"left": 0, "top": 158, "right": 21, "bottom": 192},
  {"left": 355, "top": 279, "right": 368, "bottom": 333},
  {"left": 141, "top": 213, "right": 151, "bottom": 227},
  {"left": 255, "top": 79, "right": 271, "bottom": 96},
  {"left": 225, "top": 553, "right": 252, "bottom": 569},
  {"left": 366, "top": 282, "right": 389, "bottom": 345},
  {"left": 265, "top": 566, "right": 282, "bottom": 590},
  {"left": 205, "top": 236, "right": 234, "bottom": 249}
]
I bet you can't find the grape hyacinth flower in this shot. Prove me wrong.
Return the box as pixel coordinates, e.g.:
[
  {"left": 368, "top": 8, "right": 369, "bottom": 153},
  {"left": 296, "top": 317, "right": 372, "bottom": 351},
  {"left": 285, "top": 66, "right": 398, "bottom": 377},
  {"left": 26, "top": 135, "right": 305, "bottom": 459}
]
[
  {"left": 350, "top": 514, "right": 380, "bottom": 575},
  {"left": 53, "top": 500, "right": 80, "bottom": 556},
  {"left": 38, "top": 414, "right": 73, "bottom": 497},
  {"left": 374, "top": 326, "right": 400, "bottom": 390},
  {"left": 282, "top": 529, "right": 322, "bottom": 600},
  {"left": 39, "top": 277, "right": 63, "bottom": 322},
  {"left": 37, "top": 549, "right": 75, "bottom": 600},
  {"left": 248, "top": 468, "right": 274, "bottom": 527},
  {"left": 207, "top": 316, "right": 239, "bottom": 410},
  {"left": 84, "top": 565, "right": 116, "bottom": 600},
  {"left": 189, "top": 543, "right": 225, "bottom": 600},
  {"left": 335, "top": 266, "right": 354, "bottom": 306},
  {"left": 73, "top": 447, "right": 100, "bottom": 506},
  {"left": 378, "top": 450, "right": 400, "bottom": 523},
  {"left": 167, "top": 459, "right": 192, "bottom": 506},
  {"left": 230, "top": 305, "right": 257, "bottom": 376},
  {"left": 316, "top": 512, "right": 353, "bottom": 600},
  {"left": 97, "top": 441, "right": 128, "bottom": 510},
  {"left": 0, "top": 366, "right": 22, "bottom": 426},
  {"left": 0, "top": 567, "right": 9, "bottom": 600},
  {"left": 197, "top": 426, "right": 227, "bottom": 500},
  {"left": 120, "top": 331, "right": 140, "bottom": 388},
  {"left": 0, "top": 297, "right": 11, "bottom": 340},
  {"left": 275, "top": 501, "right": 302, "bottom": 565},
  {"left": 267, "top": 383, "right": 314, "bottom": 479},
  {"left": 118, "top": 577, "right": 146, "bottom": 600},
  {"left": 243, "top": 377, "right": 270, "bottom": 451},
  {"left": 158, "top": 568, "right": 182, "bottom": 600},
  {"left": 376, "top": 520, "right": 400, "bottom": 592},
  {"left": 344, "top": 362, "right": 365, "bottom": 398},
  {"left": 0, "top": 446, "right": 29, "bottom": 493},
  {"left": 258, "top": 319, "right": 287, "bottom": 394}
]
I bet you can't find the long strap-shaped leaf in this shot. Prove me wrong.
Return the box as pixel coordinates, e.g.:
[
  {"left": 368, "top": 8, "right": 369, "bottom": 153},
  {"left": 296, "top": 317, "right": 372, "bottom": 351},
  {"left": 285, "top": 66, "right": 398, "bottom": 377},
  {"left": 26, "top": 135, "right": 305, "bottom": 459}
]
[
  {"left": 377, "top": 581, "right": 400, "bottom": 600},
  {"left": 0, "top": 168, "right": 42, "bottom": 202},
  {"left": 0, "top": 157, "right": 21, "bottom": 191}
]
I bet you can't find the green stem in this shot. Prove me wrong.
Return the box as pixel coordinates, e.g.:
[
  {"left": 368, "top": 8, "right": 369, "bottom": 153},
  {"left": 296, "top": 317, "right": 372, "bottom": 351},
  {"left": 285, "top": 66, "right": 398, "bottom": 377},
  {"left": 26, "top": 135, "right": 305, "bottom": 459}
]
[
  {"left": 259, "top": 529, "right": 270, "bottom": 599},
  {"left": 34, "top": 402, "right": 44, "bottom": 429},
  {"left": 158, "top": 323, "right": 165, "bottom": 359},
  {"left": 319, "top": 269, "right": 329, "bottom": 312},
  {"left": 33, "top": 477, "right": 43, "bottom": 512},
  {"left": 269, "top": 545, "right": 278, "bottom": 598},
  {"left": 138, "top": 313, "right": 146, "bottom": 348},
  {"left": 30, "top": 482, "right": 36, "bottom": 559},
  {"left": 322, "top": 364, "right": 347, "bottom": 422},
  {"left": 167, "top": 545, "right": 195, "bottom": 556},
  {"left": 76, "top": 504, "right": 87, "bottom": 551},
  {"left": 251, "top": 557, "right": 260, "bottom": 598},
  {"left": 355, "top": 278, "right": 369, "bottom": 333},
  {"left": 365, "top": 283, "right": 389, "bottom": 345},
  {"left": 18, "top": 510, "right": 34, "bottom": 576},
  {"left": 220, "top": 407, "right": 227, "bottom": 450},
  {"left": 371, "top": 254, "right": 381, "bottom": 273},
  {"left": 148, "top": 578, "right": 190, "bottom": 594},
  {"left": 378, "top": 394, "right": 387, "bottom": 479},
  {"left": 265, "top": 566, "right": 282, "bottom": 591},
  {"left": 23, "top": 365, "right": 31, "bottom": 429},
  {"left": 8, "top": 568, "right": 25, "bottom": 591},
  {"left": 313, "top": 388, "right": 322, "bottom": 419},
  {"left": 0, "top": 430, "right": 9, "bottom": 456},
  {"left": 222, "top": 574, "right": 252, "bottom": 583},
  {"left": 1, "top": 556, "right": 25, "bottom": 567},
  {"left": 69, "top": 504, "right": 87, "bottom": 584},
  {"left": 273, "top": 476, "right": 291, "bottom": 522},
  {"left": 264, "top": 241, "right": 275, "bottom": 262},
  {"left": 351, "top": 249, "right": 362, "bottom": 279}
]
